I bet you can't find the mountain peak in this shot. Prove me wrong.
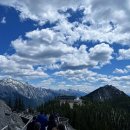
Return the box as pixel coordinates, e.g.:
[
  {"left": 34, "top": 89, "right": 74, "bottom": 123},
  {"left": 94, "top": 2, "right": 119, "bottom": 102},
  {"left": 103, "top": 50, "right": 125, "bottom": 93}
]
[
  {"left": 1, "top": 78, "right": 21, "bottom": 84},
  {"left": 104, "top": 84, "right": 118, "bottom": 89},
  {"left": 0, "top": 78, "right": 27, "bottom": 89},
  {"left": 84, "top": 85, "right": 128, "bottom": 102},
  {"left": 1, "top": 78, "right": 14, "bottom": 82}
]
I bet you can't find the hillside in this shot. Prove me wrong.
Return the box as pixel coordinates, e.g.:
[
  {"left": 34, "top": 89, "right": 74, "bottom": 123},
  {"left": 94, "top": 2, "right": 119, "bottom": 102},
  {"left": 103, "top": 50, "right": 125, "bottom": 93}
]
[{"left": 83, "top": 85, "right": 129, "bottom": 102}]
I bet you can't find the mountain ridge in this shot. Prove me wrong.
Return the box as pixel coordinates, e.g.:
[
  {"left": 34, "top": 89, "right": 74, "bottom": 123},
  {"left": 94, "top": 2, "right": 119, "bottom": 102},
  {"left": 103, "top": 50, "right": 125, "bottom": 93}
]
[
  {"left": 0, "top": 78, "right": 86, "bottom": 107},
  {"left": 83, "top": 85, "right": 129, "bottom": 102}
]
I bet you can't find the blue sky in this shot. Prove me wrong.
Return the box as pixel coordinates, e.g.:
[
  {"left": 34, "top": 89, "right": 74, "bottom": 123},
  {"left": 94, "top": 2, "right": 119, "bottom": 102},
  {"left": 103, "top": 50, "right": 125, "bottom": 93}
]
[{"left": 0, "top": 0, "right": 130, "bottom": 93}]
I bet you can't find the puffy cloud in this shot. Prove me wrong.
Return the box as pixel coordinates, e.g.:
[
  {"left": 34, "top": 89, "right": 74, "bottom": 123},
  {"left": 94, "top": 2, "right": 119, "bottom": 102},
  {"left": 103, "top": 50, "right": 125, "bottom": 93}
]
[
  {"left": 0, "top": 0, "right": 130, "bottom": 45},
  {"left": 54, "top": 69, "right": 98, "bottom": 83},
  {"left": 60, "top": 45, "right": 92, "bottom": 70},
  {"left": 118, "top": 49, "right": 130, "bottom": 60},
  {"left": 113, "top": 68, "right": 128, "bottom": 74},
  {"left": 26, "top": 28, "right": 55, "bottom": 43},
  {"left": 11, "top": 28, "right": 114, "bottom": 71},
  {"left": 89, "top": 43, "right": 114, "bottom": 66},
  {"left": 0, "top": 0, "right": 81, "bottom": 23},
  {"left": 1, "top": 0, "right": 130, "bottom": 92},
  {"left": 12, "top": 38, "right": 74, "bottom": 59},
  {"left": 0, "top": 55, "right": 48, "bottom": 79},
  {"left": 11, "top": 28, "right": 77, "bottom": 67},
  {"left": 0, "top": 0, "right": 129, "bottom": 26},
  {"left": 113, "top": 65, "right": 130, "bottom": 74},
  {"left": 54, "top": 68, "right": 130, "bottom": 93}
]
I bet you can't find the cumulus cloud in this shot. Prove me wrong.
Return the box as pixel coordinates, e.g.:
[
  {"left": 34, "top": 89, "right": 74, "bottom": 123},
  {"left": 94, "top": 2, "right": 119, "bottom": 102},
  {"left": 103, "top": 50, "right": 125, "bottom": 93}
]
[
  {"left": 0, "top": 0, "right": 130, "bottom": 45},
  {"left": 53, "top": 67, "right": 130, "bottom": 93},
  {"left": 54, "top": 68, "right": 130, "bottom": 93},
  {"left": 0, "top": 0, "right": 130, "bottom": 92},
  {"left": 54, "top": 69, "right": 97, "bottom": 80},
  {"left": 118, "top": 49, "right": 130, "bottom": 60},
  {"left": 11, "top": 28, "right": 114, "bottom": 71},
  {"left": 0, "top": 55, "right": 48, "bottom": 79},
  {"left": 60, "top": 45, "right": 91, "bottom": 70},
  {"left": 113, "top": 65, "right": 130, "bottom": 74},
  {"left": 89, "top": 43, "right": 114, "bottom": 66},
  {"left": 11, "top": 28, "right": 77, "bottom": 67},
  {"left": 113, "top": 68, "right": 128, "bottom": 74},
  {"left": 0, "top": 0, "right": 81, "bottom": 23}
]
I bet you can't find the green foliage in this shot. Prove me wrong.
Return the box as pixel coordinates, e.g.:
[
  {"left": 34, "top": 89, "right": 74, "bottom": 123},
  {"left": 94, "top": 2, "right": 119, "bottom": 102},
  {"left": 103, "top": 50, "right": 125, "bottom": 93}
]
[
  {"left": 37, "top": 99, "right": 130, "bottom": 130},
  {"left": 14, "top": 97, "right": 25, "bottom": 111}
]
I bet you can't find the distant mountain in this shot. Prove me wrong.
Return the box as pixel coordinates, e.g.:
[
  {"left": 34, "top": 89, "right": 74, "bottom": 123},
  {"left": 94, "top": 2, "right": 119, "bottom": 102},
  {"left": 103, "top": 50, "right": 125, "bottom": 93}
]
[
  {"left": 0, "top": 78, "right": 85, "bottom": 107},
  {"left": 0, "top": 78, "right": 57, "bottom": 107},
  {"left": 55, "top": 89, "right": 86, "bottom": 97},
  {"left": 83, "top": 85, "right": 129, "bottom": 102}
]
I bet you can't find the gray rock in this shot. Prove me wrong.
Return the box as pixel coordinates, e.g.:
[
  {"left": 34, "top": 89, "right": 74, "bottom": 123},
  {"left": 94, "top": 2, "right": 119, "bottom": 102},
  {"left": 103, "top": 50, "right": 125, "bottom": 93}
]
[
  {"left": 0, "top": 100, "right": 11, "bottom": 129},
  {"left": 0, "top": 100, "right": 24, "bottom": 130},
  {"left": 8, "top": 113, "right": 25, "bottom": 130}
]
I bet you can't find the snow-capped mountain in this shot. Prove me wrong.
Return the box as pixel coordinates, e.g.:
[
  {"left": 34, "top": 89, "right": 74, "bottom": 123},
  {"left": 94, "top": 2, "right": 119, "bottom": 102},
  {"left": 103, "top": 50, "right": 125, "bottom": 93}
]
[
  {"left": 0, "top": 78, "right": 57, "bottom": 106},
  {"left": 0, "top": 78, "right": 86, "bottom": 107}
]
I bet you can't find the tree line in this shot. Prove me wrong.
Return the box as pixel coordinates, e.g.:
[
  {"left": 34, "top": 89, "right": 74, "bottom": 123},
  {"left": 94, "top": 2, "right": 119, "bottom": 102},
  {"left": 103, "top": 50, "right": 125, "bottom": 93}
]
[
  {"left": 37, "top": 100, "right": 130, "bottom": 130},
  {"left": 8, "top": 97, "right": 25, "bottom": 111}
]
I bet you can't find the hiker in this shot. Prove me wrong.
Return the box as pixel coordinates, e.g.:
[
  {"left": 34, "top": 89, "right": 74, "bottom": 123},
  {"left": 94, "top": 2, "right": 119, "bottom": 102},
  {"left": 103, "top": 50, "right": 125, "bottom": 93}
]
[
  {"left": 34, "top": 122, "right": 41, "bottom": 130},
  {"left": 36, "top": 111, "right": 48, "bottom": 130},
  {"left": 47, "top": 114, "right": 57, "bottom": 130},
  {"left": 57, "top": 124, "right": 65, "bottom": 130},
  {"left": 27, "top": 116, "right": 37, "bottom": 130}
]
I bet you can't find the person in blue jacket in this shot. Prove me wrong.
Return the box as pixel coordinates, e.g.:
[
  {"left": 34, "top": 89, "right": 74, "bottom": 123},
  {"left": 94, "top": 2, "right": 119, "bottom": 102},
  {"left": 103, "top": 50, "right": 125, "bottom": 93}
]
[{"left": 37, "top": 111, "right": 48, "bottom": 130}]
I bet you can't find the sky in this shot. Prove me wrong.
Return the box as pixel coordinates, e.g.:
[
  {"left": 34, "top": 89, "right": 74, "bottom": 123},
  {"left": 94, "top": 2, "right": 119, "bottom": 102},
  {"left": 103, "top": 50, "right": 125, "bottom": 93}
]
[{"left": 0, "top": 0, "right": 130, "bottom": 93}]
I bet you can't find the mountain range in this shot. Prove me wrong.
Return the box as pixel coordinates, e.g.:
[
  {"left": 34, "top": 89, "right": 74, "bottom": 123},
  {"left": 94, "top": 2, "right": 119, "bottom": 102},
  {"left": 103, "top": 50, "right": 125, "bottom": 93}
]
[
  {"left": 1, "top": 78, "right": 129, "bottom": 108},
  {"left": 0, "top": 78, "right": 86, "bottom": 107}
]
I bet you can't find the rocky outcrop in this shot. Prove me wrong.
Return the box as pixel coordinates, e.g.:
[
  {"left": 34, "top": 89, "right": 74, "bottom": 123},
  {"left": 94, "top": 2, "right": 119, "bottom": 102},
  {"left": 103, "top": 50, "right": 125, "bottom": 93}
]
[
  {"left": 0, "top": 100, "right": 24, "bottom": 130},
  {"left": 0, "top": 100, "right": 11, "bottom": 129}
]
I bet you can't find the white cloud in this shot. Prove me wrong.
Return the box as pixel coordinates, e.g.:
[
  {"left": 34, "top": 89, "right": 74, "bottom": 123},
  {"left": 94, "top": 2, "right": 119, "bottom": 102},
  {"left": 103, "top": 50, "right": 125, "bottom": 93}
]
[
  {"left": 11, "top": 29, "right": 114, "bottom": 71},
  {"left": 0, "top": 0, "right": 81, "bottom": 23},
  {"left": 11, "top": 29, "right": 77, "bottom": 66},
  {"left": 60, "top": 45, "right": 92, "bottom": 70},
  {"left": 55, "top": 69, "right": 96, "bottom": 77},
  {"left": 113, "top": 68, "right": 128, "bottom": 74},
  {"left": 113, "top": 65, "right": 130, "bottom": 74},
  {"left": 1, "top": 0, "right": 130, "bottom": 92},
  {"left": 0, "top": 0, "right": 130, "bottom": 45},
  {"left": 54, "top": 68, "right": 130, "bottom": 93},
  {"left": 126, "top": 65, "right": 130, "bottom": 70},
  {"left": 26, "top": 28, "right": 55, "bottom": 43},
  {"left": 0, "top": 55, "right": 48, "bottom": 79},
  {"left": 118, "top": 49, "right": 130, "bottom": 60},
  {"left": 89, "top": 43, "right": 114, "bottom": 66},
  {"left": 0, "top": 17, "right": 6, "bottom": 24}
]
